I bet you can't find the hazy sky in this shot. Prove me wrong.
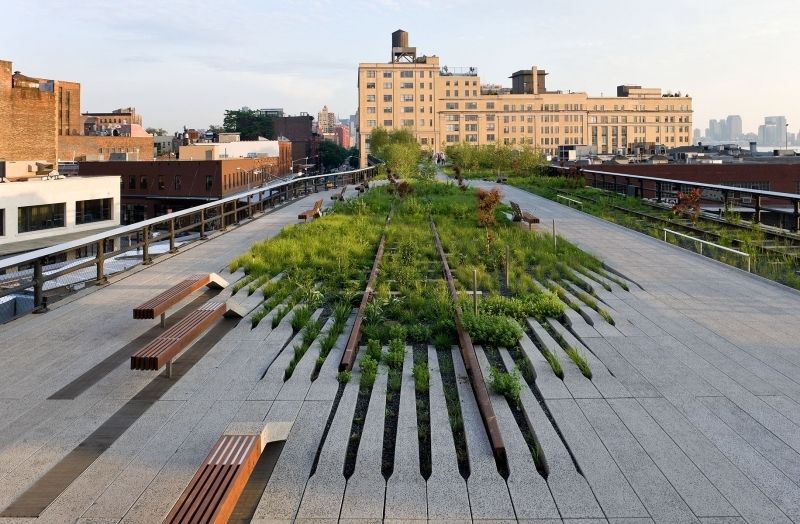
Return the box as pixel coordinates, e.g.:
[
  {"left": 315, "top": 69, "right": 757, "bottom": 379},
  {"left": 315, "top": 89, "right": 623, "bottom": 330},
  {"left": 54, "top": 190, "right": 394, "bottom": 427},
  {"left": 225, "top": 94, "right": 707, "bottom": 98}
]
[{"left": 3, "top": 0, "right": 798, "bottom": 136}]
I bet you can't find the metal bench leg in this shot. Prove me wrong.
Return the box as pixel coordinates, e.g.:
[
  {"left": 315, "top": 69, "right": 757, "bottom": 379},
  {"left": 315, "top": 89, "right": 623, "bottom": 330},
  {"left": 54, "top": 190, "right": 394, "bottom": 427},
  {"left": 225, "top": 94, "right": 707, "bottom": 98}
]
[
  {"left": 166, "top": 359, "right": 173, "bottom": 379},
  {"left": 160, "top": 312, "right": 166, "bottom": 328}
]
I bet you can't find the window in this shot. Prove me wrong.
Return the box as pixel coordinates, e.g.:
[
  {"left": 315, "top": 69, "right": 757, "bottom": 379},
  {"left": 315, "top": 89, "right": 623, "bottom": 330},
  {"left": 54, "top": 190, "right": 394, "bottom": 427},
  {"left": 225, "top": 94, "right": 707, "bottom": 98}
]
[
  {"left": 402, "top": 106, "right": 414, "bottom": 113},
  {"left": 206, "top": 175, "right": 213, "bottom": 191},
  {"left": 383, "top": 107, "right": 393, "bottom": 113},
  {"left": 486, "top": 123, "right": 495, "bottom": 131},
  {"left": 421, "top": 137, "right": 429, "bottom": 144},
  {"left": 383, "top": 119, "right": 393, "bottom": 126},
  {"left": 419, "top": 119, "right": 425, "bottom": 126},
  {"left": 383, "top": 82, "right": 392, "bottom": 89},
  {"left": 446, "top": 124, "right": 460, "bottom": 131},
  {"left": 76, "top": 198, "right": 112, "bottom": 224},
  {"left": 465, "top": 134, "right": 478, "bottom": 142},
  {"left": 466, "top": 102, "right": 477, "bottom": 109},
  {"left": 158, "top": 176, "right": 165, "bottom": 190},
  {"left": 400, "top": 70, "right": 413, "bottom": 77},
  {"left": 401, "top": 82, "right": 413, "bottom": 89},
  {"left": 465, "top": 124, "right": 478, "bottom": 131},
  {"left": 446, "top": 90, "right": 450, "bottom": 97},
  {"left": 486, "top": 134, "right": 495, "bottom": 141},
  {"left": 366, "top": 82, "right": 376, "bottom": 89},
  {"left": 486, "top": 102, "right": 495, "bottom": 109},
  {"left": 128, "top": 176, "right": 135, "bottom": 190},
  {"left": 174, "top": 175, "right": 182, "bottom": 190},
  {"left": 140, "top": 176, "right": 148, "bottom": 189},
  {"left": 402, "top": 119, "right": 414, "bottom": 126},
  {"left": 383, "top": 71, "right": 392, "bottom": 78},
  {"left": 367, "top": 119, "right": 376, "bottom": 127},
  {"left": 367, "top": 107, "right": 376, "bottom": 114},
  {"left": 18, "top": 203, "right": 66, "bottom": 233},
  {"left": 445, "top": 114, "right": 460, "bottom": 121},
  {"left": 401, "top": 94, "right": 414, "bottom": 102},
  {"left": 383, "top": 94, "right": 392, "bottom": 102},
  {"left": 446, "top": 134, "right": 459, "bottom": 142},
  {"left": 445, "top": 102, "right": 459, "bottom": 110},
  {"left": 366, "top": 70, "right": 376, "bottom": 78},
  {"left": 366, "top": 95, "right": 375, "bottom": 102}
]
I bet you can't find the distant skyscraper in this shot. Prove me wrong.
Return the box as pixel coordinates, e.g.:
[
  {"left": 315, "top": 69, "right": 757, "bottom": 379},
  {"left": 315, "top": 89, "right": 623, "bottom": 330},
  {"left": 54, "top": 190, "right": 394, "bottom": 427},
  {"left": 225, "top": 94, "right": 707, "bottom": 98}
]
[
  {"left": 707, "top": 119, "right": 721, "bottom": 141},
  {"left": 726, "top": 115, "right": 742, "bottom": 140},
  {"left": 693, "top": 128, "right": 701, "bottom": 144},
  {"left": 317, "top": 105, "right": 337, "bottom": 134},
  {"left": 759, "top": 116, "right": 787, "bottom": 146}
]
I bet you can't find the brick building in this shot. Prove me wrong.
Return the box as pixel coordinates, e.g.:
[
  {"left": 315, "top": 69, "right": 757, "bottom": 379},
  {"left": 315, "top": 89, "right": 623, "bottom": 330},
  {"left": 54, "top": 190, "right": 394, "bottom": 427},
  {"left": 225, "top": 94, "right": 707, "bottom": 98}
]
[
  {"left": 79, "top": 151, "right": 291, "bottom": 223},
  {"left": 1, "top": 59, "right": 153, "bottom": 164},
  {"left": 0, "top": 60, "right": 81, "bottom": 164},
  {"left": 273, "top": 114, "right": 320, "bottom": 164}
]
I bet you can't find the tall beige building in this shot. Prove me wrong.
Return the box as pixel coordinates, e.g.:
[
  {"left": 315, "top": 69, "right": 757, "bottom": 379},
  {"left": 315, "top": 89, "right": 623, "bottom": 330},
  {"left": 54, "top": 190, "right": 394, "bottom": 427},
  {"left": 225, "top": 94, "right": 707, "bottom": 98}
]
[
  {"left": 358, "top": 30, "right": 692, "bottom": 166},
  {"left": 317, "top": 105, "right": 337, "bottom": 134}
]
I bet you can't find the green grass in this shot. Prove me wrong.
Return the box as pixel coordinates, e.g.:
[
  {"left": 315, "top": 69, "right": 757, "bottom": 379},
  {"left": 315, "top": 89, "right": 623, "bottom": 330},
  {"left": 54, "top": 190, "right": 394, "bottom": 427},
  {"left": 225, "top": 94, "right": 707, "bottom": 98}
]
[{"left": 488, "top": 366, "right": 522, "bottom": 406}]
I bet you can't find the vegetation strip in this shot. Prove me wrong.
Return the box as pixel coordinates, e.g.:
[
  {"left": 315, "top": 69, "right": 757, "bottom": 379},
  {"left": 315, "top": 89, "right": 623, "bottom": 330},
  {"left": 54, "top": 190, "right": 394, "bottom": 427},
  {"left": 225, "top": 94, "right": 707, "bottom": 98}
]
[
  {"left": 339, "top": 209, "right": 394, "bottom": 372},
  {"left": 430, "top": 218, "right": 508, "bottom": 470}
]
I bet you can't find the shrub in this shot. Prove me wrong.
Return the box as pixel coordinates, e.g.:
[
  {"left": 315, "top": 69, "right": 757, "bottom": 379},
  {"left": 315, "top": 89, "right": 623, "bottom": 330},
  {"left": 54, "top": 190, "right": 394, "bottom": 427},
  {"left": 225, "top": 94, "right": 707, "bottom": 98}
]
[
  {"left": 462, "top": 312, "right": 523, "bottom": 347},
  {"left": 407, "top": 324, "right": 432, "bottom": 343},
  {"left": 489, "top": 366, "right": 522, "bottom": 406},
  {"left": 337, "top": 370, "right": 351, "bottom": 384},
  {"left": 413, "top": 362, "right": 430, "bottom": 392},
  {"left": 526, "top": 292, "right": 565, "bottom": 321},
  {"left": 366, "top": 338, "right": 382, "bottom": 361},
  {"left": 388, "top": 323, "right": 407, "bottom": 342},
  {"left": 360, "top": 355, "right": 378, "bottom": 387},
  {"left": 385, "top": 338, "right": 405, "bottom": 371},
  {"left": 480, "top": 295, "right": 529, "bottom": 321}
]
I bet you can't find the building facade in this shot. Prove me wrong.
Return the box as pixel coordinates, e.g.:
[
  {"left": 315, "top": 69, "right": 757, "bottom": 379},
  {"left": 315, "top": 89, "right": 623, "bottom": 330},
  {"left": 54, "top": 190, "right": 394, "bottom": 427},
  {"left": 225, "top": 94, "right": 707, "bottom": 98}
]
[
  {"left": 80, "top": 153, "right": 291, "bottom": 223},
  {"left": 0, "top": 173, "right": 119, "bottom": 245},
  {"left": 357, "top": 31, "right": 692, "bottom": 166}
]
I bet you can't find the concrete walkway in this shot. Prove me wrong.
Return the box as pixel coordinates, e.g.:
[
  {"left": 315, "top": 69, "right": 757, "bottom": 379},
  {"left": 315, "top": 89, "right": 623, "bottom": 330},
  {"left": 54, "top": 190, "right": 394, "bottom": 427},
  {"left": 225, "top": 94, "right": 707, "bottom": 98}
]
[{"left": 2, "top": 176, "right": 800, "bottom": 523}]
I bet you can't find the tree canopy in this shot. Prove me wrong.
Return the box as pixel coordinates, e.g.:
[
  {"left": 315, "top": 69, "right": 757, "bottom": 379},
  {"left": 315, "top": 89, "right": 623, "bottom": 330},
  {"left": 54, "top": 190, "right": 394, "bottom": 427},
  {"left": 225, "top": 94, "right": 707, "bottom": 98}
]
[
  {"left": 319, "top": 140, "right": 358, "bottom": 171},
  {"left": 369, "top": 128, "right": 429, "bottom": 179},
  {"left": 222, "top": 109, "right": 275, "bottom": 141}
]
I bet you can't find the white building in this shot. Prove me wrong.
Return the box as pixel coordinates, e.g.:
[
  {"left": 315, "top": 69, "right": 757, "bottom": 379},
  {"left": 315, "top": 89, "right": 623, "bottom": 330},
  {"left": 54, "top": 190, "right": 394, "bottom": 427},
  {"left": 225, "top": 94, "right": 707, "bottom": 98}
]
[
  {"left": 178, "top": 139, "right": 280, "bottom": 160},
  {"left": 0, "top": 168, "right": 120, "bottom": 246}
]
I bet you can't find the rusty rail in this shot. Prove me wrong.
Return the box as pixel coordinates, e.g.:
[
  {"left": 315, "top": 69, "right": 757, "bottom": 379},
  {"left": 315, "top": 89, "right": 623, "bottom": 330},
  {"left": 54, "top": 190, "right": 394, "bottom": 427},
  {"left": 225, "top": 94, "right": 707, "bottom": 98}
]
[
  {"left": 339, "top": 208, "right": 394, "bottom": 372},
  {"left": 429, "top": 219, "right": 508, "bottom": 469}
]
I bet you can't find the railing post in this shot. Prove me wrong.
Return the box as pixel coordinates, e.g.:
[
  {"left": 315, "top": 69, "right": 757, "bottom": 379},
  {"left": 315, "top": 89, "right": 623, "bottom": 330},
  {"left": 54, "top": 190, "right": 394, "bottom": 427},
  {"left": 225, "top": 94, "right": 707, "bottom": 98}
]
[
  {"left": 199, "top": 208, "right": 206, "bottom": 239},
  {"left": 32, "top": 258, "right": 46, "bottom": 313},
  {"left": 219, "top": 204, "right": 226, "bottom": 231},
  {"left": 656, "top": 182, "right": 662, "bottom": 203},
  {"left": 754, "top": 195, "right": 762, "bottom": 224},
  {"left": 95, "top": 240, "right": 107, "bottom": 284},
  {"left": 233, "top": 198, "right": 238, "bottom": 224},
  {"left": 794, "top": 200, "right": 800, "bottom": 232},
  {"left": 248, "top": 194, "right": 253, "bottom": 218},
  {"left": 169, "top": 219, "right": 177, "bottom": 253},
  {"left": 142, "top": 226, "right": 152, "bottom": 264}
]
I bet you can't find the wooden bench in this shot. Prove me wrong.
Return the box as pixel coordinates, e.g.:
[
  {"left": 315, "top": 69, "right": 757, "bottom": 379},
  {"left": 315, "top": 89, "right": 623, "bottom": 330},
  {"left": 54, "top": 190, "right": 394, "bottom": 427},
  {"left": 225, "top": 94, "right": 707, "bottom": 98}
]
[
  {"left": 133, "top": 273, "right": 228, "bottom": 327},
  {"left": 355, "top": 180, "right": 370, "bottom": 193},
  {"left": 131, "top": 299, "right": 230, "bottom": 375},
  {"left": 496, "top": 174, "right": 508, "bottom": 183},
  {"left": 331, "top": 185, "right": 347, "bottom": 201},
  {"left": 298, "top": 199, "right": 323, "bottom": 222},
  {"left": 163, "top": 433, "right": 261, "bottom": 524},
  {"left": 510, "top": 201, "right": 540, "bottom": 229}
]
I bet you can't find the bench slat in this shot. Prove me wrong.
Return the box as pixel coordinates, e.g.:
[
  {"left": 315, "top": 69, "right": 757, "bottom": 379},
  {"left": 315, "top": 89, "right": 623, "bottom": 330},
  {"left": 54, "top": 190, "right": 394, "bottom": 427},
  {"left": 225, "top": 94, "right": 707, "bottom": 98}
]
[
  {"left": 164, "top": 434, "right": 260, "bottom": 524},
  {"left": 131, "top": 300, "right": 226, "bottom": 370},
  {"left": 133, "top": 273, "right": 227, "bottom": 320}
]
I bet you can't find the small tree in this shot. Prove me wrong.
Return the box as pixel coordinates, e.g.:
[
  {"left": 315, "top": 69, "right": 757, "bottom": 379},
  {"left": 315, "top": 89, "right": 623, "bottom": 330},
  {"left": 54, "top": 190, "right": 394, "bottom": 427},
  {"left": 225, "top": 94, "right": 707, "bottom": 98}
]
[
  {"left": 476, "top": 187, "right": 502, "bottom": 227},
  {"left": 672, "top": 188, "right": 702, "bottom": 224}
]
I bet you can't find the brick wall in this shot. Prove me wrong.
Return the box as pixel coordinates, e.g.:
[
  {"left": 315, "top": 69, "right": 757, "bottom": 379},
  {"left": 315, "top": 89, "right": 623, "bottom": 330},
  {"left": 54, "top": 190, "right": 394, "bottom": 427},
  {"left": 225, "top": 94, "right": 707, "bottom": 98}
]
[
  {"left": 58, "top": 135, "right": 154, "bottom": 161},
  {"left": 0, "top": 60, "right": 58, "bottom": 164}
]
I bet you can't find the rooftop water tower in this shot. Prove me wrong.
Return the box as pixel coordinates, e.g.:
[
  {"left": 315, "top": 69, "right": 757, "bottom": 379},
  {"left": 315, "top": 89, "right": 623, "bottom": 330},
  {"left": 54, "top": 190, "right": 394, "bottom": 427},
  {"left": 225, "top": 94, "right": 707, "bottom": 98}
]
[{"left": 391, "top": 29, "right": 416, "bottom": 63}]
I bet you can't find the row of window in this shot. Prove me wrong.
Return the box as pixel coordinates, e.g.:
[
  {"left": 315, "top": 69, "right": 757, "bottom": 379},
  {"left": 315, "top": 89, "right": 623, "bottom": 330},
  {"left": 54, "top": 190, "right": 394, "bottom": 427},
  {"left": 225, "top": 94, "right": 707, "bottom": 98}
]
[
  {"left": 12, "top": 198, "right": 113, "bottom": 234},
  {"left": 365, "top": 70, "right": 435, "bottom": 79},
  {"left": 128, "top": 175, "right": 214, "bottom": 192},
  {"left": 365, "top": 82, "right": 433, "bottom": 90}
]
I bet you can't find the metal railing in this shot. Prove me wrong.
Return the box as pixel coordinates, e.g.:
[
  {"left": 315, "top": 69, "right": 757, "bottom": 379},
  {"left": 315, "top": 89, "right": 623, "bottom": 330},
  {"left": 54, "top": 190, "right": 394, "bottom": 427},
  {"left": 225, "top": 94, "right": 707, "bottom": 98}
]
[
  {"left": 551, "top": 165, "right": 800, "bottom": 231},
  {"left": 0, "top": 167, "right": 375, "bottom": 314},
  {"left": 555, "top": 194, "right": 583, "bottom": 208},
  {"left": 663, "top": 228, "right": 751, "bottom": 272}
]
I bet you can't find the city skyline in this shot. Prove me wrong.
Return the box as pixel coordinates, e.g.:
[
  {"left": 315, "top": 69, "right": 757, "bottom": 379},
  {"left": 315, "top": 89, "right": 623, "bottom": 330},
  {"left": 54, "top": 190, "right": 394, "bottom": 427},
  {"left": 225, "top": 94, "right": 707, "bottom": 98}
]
[{"left": 2, "top": 0, "right": 798, "bottom": 135}]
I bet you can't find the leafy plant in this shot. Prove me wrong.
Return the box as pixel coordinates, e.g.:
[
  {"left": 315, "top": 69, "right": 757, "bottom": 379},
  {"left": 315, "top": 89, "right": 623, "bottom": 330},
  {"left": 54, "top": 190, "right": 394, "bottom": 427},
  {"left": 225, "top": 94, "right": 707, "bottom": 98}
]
[
  {"left": 385, "top": 338, "right": 405, "bottom": 371},
  {"left": 476, "top": 188, "right": 503, "bottom": 227},
  {"left": 360, "top": 355, "right": 379, "bottom": 387},
  {"left": 291, "top": 305, "right": 312, "bottom": 332},
  {"left": 489, "top": 366, "right": 522, "bottom": 406},
  {"left": 462, "top": 312, "right": 523, "bottom": 347},
  {"left": 413, "top": 362, "right": 430, "bottom": 392},
  {"left": 366, "top": 338, "right": 382, "bottom": 361},
  {"left": 337, "top": 370, "right": 351, "bottom": 383}
]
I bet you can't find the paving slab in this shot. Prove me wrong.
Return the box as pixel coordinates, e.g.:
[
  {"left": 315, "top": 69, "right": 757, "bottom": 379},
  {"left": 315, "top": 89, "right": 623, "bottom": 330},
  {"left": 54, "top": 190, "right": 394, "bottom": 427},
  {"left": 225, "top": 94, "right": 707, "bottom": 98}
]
[
  {"left": 425, "top": 346, "right": 471, "bottom": 522},
  {"left": 529, "top": 319, "right": 601, "bottom": 399},
  {"left": 475, "top": 347, "right": 560, "bottom": 520},
  {"left": 452, "top": 348, "right": 516, "bottom": 521},
  {"left": 276, "top": 315, "right": 333, "bottom": 401},
  {"left": 498, "top": 348, "right": 603, "bottom": 519},
  {"left": 305, "top": 313, "right": 356, "bottom": 401},
  {"left": 384, "top": 349, "right": 427, "bottom": 521},
  {"left": 519, "top": 330, "right": 571, "bottom": 399}
]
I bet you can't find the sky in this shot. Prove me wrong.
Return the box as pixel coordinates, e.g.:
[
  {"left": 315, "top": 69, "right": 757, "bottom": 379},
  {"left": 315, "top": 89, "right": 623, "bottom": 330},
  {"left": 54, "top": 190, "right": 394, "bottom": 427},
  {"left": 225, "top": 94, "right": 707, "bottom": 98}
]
[{"left": 3, "top": 0, "right": 799, "bottom": 136}]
